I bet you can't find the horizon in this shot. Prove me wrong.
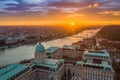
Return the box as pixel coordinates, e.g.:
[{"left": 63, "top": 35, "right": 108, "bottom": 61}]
[{"left": 0, "top": 22, "right": 119, "bottom": 27}]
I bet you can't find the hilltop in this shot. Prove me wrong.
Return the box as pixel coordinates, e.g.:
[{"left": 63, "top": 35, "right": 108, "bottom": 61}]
[{"left": 97, "top": 25, "right": 120, "bottom": 41}]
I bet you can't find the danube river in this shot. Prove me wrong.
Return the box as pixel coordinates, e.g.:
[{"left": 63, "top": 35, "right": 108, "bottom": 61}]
[{"left": 0, "top": 29, "right": 100, "bottom": 66}]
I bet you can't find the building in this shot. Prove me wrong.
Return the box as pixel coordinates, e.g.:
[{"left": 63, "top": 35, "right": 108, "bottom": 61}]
[
  {"left": 0, "top": 43, "right": 64, "bottom": 80},
  {"left": 0, "top": 43, "right": 114, "bottom": 80},
  {"left": 62, "top": 45, "right": 83, "bottom": 64},
  {"left": 0, "top": 63, "right": 30, "bottom": 80},
  {"left": 72, "top": 50, "right": 114, "bottom": 80},
  {"left": 5, "top": 37, "right": 18, "bottom": 44},
  {"left": 33, "top": 43, "right": 64, "bottom": 80},
  {"left": 45, "top": 46, "right": 62, "bottom": 59}
]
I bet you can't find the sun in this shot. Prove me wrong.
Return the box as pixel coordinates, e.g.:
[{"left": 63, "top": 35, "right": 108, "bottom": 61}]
[{"left": 71, "top": 22, "right": 75, "bottom": 26}]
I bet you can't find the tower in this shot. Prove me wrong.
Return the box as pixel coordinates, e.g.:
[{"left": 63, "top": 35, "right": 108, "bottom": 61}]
[{"left": 35, "top": 42, "right": 47, "bottom": 63}]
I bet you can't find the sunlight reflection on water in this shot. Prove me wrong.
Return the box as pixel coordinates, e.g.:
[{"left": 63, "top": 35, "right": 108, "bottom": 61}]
[{"left": 0, "top": 29, "right": 99, "bottom": 66}]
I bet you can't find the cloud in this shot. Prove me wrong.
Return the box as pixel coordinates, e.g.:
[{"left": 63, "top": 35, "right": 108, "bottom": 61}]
[
  {"left": 61, "top": 8, "right": 80, "bottom": 13},
  {"left": 98, "top": 0, "right": 120, "bottom": 10},
  {"left": 99, "top": 10, "right": 120, "bottom": 16},
  {"left": 88, "top": 3, "right": 99, "bottom": 8},
  {"left": 67, "top": 14, "right": 85, "bottom": 18},
  {"left": 23, "top": 0, "right": 45, "bottom": 4},
  {"left": 0, "top": 0, "right": 19, "bottom": 13},
  {"left": 0, "top": 0, "right": 120, "bottom": 19},
  {"left": 93, "top": 3, "right": 99, "bottom": 7}
]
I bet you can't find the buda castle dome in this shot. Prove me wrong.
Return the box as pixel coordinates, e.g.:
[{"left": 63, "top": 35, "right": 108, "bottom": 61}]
[{"left": 35, "top": 42, "right": 45, "bottom": 53}]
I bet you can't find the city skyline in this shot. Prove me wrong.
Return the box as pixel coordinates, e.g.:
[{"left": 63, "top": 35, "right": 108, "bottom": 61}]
[{"left": 0, "top": 0, "right": 120, "bottom": 26}]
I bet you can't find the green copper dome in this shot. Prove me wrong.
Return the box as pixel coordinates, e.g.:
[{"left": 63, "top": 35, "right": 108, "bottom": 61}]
[{"left": 35, "top": 42, "right": 45, "bottom": 53}]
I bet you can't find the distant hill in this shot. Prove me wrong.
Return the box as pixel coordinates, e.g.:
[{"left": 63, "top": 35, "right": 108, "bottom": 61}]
[{"left": 97, "top": 25, "right": 120, "bottom": 41}]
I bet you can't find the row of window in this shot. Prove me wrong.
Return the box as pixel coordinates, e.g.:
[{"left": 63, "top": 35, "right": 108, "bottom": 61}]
[
  {"left": 84, "top": 55, "right": 109, "bottom": 59},
  {"left": 75, "top": 68, "right": 113, "bottom": 79}
]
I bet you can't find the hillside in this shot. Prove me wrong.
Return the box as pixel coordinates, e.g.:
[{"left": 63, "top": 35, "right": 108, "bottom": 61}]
[{"left": 97, "top": 25, "right": 120, "bottom": 41}]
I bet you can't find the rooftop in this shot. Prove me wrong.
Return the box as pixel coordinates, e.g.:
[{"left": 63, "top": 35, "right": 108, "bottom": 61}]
[
  {"left": 45, "top": 46, "right": 59, "bottom": 54},
  {"left": 0, "top": 64, "right": 28, "bottom": 80},
  {"left": 85, "top": 59, "right": 109, "bottom": 67},
  {"left": 62, "top": 45, "right": 76, "bottom": 50},
  {"left": 77, "top": 60, "right": 114, "bottom": 71},
  {"left": 77, "top": 49, "right": 114, "bottom": 72},
  {"left": 35, "top": 59, "right": 64, "bottom": 72},
  {"left": 43, "top": 59, "right": 59, "bottom": 66},
  {"left": 84, "top": 50, "right": 110, "bottom": 57}
]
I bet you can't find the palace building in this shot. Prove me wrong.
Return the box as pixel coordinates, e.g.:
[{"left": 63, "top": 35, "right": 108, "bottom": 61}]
[
  {"left": 66, "top": 50, "right": 114, "bottom": 80},
  {"left": 45, "top": 46, "right": 63, "bottom": 59},
  {"left": 0, "top": 43, "right": 64, "bottom": 80},
  {"left": 0, "top": 43, "right": 114, "bottom": 80}
]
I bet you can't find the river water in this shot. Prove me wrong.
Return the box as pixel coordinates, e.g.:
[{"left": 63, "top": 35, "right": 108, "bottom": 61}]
[{"left": 0, "top": 29, "right": 100, "bottom": 66}]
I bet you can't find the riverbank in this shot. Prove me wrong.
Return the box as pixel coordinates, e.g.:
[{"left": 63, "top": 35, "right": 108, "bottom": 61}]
[
  {"left": 0, "top": 28, "right": 100, "bottom": 66},
  {"left": 0, "top": 30, "right": 80, "bottom": 50},
  {"left": 0, "top": 27, "right": 100, "bottom": 50}
]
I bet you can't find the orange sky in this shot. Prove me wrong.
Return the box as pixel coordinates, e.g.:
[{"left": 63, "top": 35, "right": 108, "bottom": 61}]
[{"left": 0, "top": 0, "right": 120, "bottom": 26}]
